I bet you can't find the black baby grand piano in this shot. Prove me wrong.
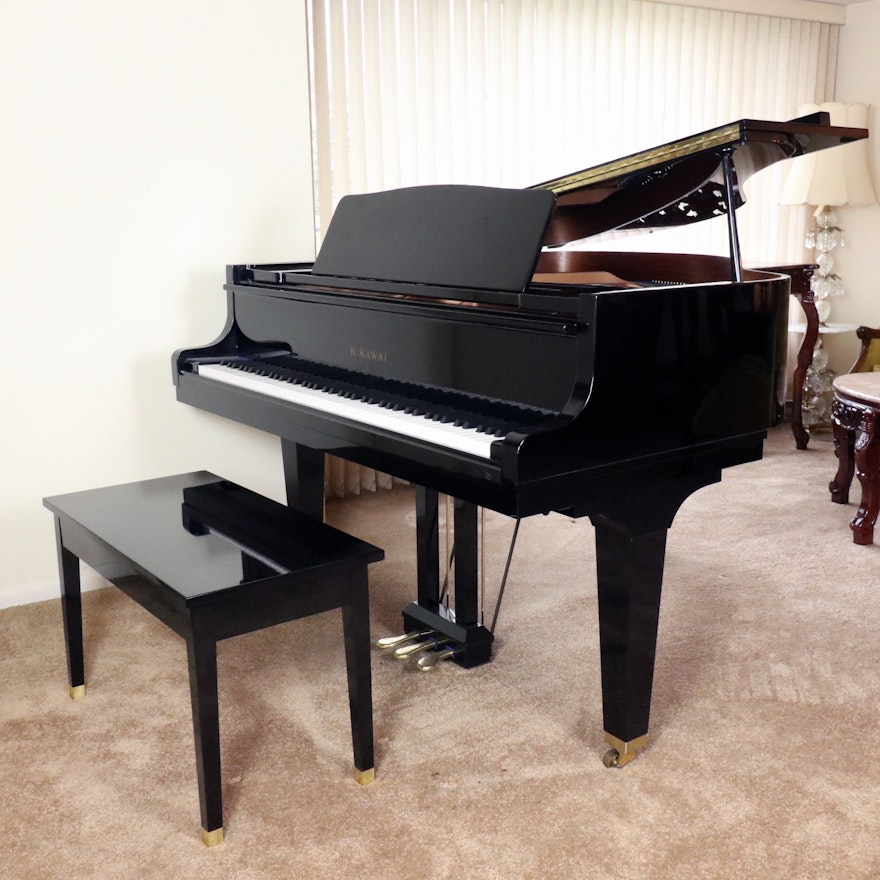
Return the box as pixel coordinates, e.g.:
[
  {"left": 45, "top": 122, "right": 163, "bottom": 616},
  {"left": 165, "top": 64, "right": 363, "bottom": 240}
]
[{"left": 174, "top": 114, "right": 865, "bottom": 766}]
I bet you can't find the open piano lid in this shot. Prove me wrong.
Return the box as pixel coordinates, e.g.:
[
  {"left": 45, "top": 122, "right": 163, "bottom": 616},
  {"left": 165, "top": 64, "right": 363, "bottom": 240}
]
[
  {"left": 532, "top": 112, "right": 868, "bottom": 247},
  {"left": 247, "top": 113, "right": 866, "bottom": 302}
]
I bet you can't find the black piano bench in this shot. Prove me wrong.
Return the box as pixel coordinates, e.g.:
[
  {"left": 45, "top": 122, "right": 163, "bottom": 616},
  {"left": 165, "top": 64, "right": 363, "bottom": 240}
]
[{"left": 43, "top": 472, "right": 384, "bottom": 847}]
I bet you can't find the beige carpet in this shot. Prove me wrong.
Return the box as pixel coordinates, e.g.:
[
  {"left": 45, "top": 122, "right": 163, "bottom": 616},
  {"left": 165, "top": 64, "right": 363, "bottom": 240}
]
[{"left": 4, "top": 426, "right": 880, "bottom": 879}]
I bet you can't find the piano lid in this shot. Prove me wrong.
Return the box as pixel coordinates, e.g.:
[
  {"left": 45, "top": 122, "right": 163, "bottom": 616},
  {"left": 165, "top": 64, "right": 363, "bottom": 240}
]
[
  {"left": 532, "top": 112, "right": 869, "bottom": 247},
  {"left": 247, "top": 113, "right": 867, "bottom": 302}
]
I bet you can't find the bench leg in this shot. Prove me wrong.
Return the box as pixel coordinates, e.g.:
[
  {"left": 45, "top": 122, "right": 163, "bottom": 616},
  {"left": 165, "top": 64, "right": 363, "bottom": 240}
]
[
  {"left": 830, "top": 420, "right": 855, "bottom": 504},
  {"left": 853, "top": 410, "right": 880, "bottom": 545},
  {"left": 342, "top": 570, "right": 374, "bottom": 785},
  {"left": 185, "top": 631, "right": 224, "bottom": 846},
  {"left": 54, "top": 519, "right": 85, "bottom": 700}
]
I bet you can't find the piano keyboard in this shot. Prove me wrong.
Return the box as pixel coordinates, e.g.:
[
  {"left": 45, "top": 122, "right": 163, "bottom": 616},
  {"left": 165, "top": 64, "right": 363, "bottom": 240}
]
[{"left": 196, "top": 361, "right": 507, "bottom": 459}]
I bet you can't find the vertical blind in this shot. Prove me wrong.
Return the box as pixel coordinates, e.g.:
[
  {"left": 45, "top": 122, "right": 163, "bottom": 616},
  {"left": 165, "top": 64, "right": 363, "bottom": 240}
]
[{"left": 307, "top": 0, "right": 839, "bottom": 496}]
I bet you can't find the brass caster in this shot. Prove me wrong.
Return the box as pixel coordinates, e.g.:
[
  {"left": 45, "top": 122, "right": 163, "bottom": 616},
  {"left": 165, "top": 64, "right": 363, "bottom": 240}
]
[
  {"left": 69, "top": 684, "right": 86, "bottom": 701},
  {"left": 602, "top": 748, "right": 621, "bottom": 768},
  {"left": 602, "top": 733, "right": 647, "bottom": 768}
]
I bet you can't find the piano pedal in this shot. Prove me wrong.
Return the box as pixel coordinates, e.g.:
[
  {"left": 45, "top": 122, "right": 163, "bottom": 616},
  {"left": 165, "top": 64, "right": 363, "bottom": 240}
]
[
  {"left": 416, "top": 646, "right": 458, "bottom": 671},
  {"left": 393, "top": 635, "right": 452, "bottom": 660},
  {"left": 375, "top": 630, "right": 433, "bottom": 650}
]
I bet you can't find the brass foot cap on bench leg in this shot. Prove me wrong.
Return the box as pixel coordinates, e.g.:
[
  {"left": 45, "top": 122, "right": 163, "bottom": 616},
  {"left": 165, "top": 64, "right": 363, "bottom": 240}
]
[
  {"left": 355, "top": 767, "right": 375, "bottom": 786},
  {"left": 69, "top": 685, "right": 86, "bottom": 701},
  {"left": 201, "top": 827, "right": 224, "bottom": 847},
  {"left": 602, "top": 733, "right": 648, "bottom": 768}
]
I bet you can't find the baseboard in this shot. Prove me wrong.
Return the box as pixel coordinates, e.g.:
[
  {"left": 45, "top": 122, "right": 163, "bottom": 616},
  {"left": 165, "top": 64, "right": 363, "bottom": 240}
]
[{"left": 0, "top": 572, "right": 107, "bottom": 612}]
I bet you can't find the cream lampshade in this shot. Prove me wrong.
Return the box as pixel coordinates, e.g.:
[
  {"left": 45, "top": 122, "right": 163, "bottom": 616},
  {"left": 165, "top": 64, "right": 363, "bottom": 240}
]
[{"left": 781, "top": 102, "right": 876, "bottom": 208}]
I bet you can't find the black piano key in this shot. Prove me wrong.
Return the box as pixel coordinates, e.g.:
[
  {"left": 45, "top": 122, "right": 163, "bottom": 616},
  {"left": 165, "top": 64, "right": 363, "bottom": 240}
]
[{"left": 225, "top": 354, "right": 560, "bottom": 441}]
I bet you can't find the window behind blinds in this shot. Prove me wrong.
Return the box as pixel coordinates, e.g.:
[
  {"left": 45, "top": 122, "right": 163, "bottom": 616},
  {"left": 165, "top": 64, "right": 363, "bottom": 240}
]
[{"left": 306, "top": 0, "right": 839, "bottom": 495}]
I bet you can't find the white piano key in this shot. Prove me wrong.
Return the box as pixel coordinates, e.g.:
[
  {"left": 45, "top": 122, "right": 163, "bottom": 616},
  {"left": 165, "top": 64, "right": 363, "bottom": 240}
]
[{"left": 196, "top": 363, "right": 499, "bottom": 459}]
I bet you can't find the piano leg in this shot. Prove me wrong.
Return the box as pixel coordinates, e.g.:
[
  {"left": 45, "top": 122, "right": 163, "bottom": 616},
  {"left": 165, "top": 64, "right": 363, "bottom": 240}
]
[
  {"left": 415, "top": 486, "right": 441, "bottom": 608},
  {"left": 281, "top": 439, "right": 325, "bottom": 520},
  {"left": 586, "top": 465, "right": 723, "bottom": 766},
  {"left": 592, "top": 520, "right": 666, "bottom": 767},
  {"left": 402, "top": 487, "right": 494, "bottom": 668},
  {"left": 451, "top": 498, "right": 480, "bottom": 626}
]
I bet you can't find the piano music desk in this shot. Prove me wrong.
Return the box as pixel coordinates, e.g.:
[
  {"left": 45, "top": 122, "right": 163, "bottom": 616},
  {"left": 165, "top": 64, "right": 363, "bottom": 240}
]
[{"left": 43, "top": 472, "right": 383, "bottom": 846}]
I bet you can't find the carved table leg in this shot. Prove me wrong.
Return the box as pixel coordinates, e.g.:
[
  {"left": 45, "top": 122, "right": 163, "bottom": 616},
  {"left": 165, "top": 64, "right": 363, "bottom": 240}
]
[
  {"left": 829, "top": 411, "right": 855, "bottom": 505},
  {"left": 792, "top": 289, "right": 819, "bottom": 450},
  {"left": 852, "top": 408, "right": 880, "bottom": 545}
]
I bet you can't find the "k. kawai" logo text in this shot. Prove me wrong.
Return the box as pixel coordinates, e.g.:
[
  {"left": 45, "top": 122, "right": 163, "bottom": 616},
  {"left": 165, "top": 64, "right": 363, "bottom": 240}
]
[{"left": 350, "top": 346, "right": 388, "bottom": 363}]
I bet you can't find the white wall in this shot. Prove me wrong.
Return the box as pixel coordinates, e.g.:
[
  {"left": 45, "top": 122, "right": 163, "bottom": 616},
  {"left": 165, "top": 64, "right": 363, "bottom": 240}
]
[
  {"left": 1, "top": 1, "right": 315, "bottom": 608},
  {"left": 810, "top": 1, "right": 880, "bottom": 370}
]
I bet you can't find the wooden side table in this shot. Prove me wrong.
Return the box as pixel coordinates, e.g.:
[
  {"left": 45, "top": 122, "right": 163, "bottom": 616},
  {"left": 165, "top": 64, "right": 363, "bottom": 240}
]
[{"left": 44, "top": 472, "right": 384, "bottom": 846}]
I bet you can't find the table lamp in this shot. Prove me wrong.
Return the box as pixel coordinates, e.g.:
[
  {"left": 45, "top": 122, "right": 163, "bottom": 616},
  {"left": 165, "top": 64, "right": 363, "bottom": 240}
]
[{"left": 780, "top": 102, "right": 877, "bottom": 324}]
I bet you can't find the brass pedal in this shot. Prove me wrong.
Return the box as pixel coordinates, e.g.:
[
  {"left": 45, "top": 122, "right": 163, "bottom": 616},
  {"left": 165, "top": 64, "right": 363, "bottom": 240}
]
[
  {"left": 416, "top": 646, "right": 458, "bottom": 671},
  {"left": 375, "top": 630, "right": 433, "bottom": 650},
  {"left": 394, "top": 637, "right": 451, "bottom": 659}
]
